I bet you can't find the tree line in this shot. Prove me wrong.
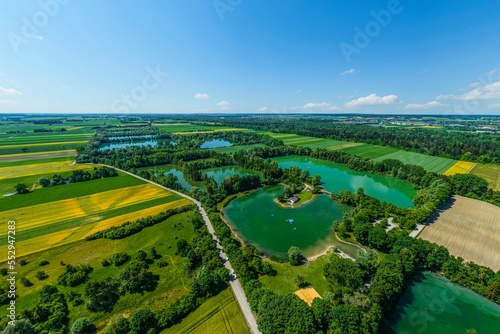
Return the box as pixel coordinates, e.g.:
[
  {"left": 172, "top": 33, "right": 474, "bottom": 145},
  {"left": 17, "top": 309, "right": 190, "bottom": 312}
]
[{"left": 209, "top": 116, "right": 500, "bottom": 163}]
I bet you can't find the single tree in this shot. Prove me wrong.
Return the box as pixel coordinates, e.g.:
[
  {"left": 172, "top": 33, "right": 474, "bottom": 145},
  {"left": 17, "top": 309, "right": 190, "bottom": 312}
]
[
  {"left": 71, "top": 317, "right": 96, "bottom": 334},
  {"left": 14, "top": 183, "right": 29, "bottom": 194},
  {"left": 38, "top": 177, "right": 51, "bottom": 187},
  {"left": 288, "top": 246, "right": 303, "bottom": 266}
]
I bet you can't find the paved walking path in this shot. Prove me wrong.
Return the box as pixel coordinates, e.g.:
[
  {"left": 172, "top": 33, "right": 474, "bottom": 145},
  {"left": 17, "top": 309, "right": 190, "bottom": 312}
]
[{"left": 100, "top": 165, "right": 261, "bottom": 334}]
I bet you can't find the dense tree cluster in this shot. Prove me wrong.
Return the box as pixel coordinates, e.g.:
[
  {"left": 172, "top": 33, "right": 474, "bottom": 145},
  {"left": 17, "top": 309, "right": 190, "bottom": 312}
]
[
  {"left": 57, "top": 264, "right": 93, "bottom": 287},
  {"left": 21, "top": 286, "right": 69, "bottom": 333},
  {"left": 86, "top": 205, "right": 194, "bottom": 240},
  {"left": 37, "top": 166, "right": 118, "bottom": 189}
]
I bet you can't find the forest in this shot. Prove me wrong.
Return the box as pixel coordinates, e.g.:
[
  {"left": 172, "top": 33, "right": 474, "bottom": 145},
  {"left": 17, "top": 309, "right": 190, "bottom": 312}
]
[{"left": 179, "top": 116, "right": 500, "bottom": 163}]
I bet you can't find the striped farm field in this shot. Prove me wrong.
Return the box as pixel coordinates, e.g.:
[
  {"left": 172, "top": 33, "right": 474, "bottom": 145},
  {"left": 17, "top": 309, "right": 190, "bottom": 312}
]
[
  {"left": 340, "top": 144, "right": 400, "bottom": 159},
  {"left": 0, "top": 198, "right": 191, "bottom": 260},
  {"left": 443, "top": 161, "right": 476, "bottom": 176},
  {"left": 470, "top": 163, "right": 500, "bottom": 191},
  {"left": 419, "top": 196, "right": 500, "bottom": 271},
  {"left": 0, "top": 184, "right": 174, "bottom": 232},
  {"left": 374, "top": 150, "right": 457, "bottom": 174}
]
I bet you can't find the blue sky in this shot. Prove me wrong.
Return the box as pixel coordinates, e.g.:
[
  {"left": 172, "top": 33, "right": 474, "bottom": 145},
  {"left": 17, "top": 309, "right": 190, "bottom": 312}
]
[{"left": 1, "top": 0, "right": 499, "bottom": 114}]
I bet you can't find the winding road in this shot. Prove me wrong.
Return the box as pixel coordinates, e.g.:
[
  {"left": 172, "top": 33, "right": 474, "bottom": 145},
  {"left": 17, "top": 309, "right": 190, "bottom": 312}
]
[{"left": 99, "top": 165, "right": 261, "bottom": 334}]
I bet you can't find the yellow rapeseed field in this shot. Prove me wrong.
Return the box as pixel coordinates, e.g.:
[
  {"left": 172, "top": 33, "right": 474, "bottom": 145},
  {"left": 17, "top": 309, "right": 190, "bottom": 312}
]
[
  {"left": 0, "top": 196, "right": 191, "bottom": 259},
  {"left": 83, "top": 198, "right": 191, "bottom": 237},
  {"left": 443, "top": 161, "right": 475, "bottom": 176},
  {"left": 0, "top": 227, "right": 80, "bottom": 261},
  {"left": 0, "top": 184, "right": 170, "bottom": 232}
]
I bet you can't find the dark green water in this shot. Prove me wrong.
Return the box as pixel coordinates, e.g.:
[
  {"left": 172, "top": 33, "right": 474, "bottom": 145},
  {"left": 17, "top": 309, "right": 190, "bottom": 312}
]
[
  {"left": 272, "top": 156, "right": 416, "bottom": 208},
  {"left": 223, "top": 186, "right": 360, "bottom": 257},
  {"left": 388, "top": 272, "right": 500, "bottom": 333},
  {"left": 202, "top": 166, "right": 262, "bottom": 185},
  {"left": 138, "top": 165, "right": 200, "bottom": 190}
]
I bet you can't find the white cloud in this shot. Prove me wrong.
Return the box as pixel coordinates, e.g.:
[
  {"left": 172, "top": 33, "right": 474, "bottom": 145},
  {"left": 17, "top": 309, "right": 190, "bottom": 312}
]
[
  {"left": 216, "top": 100, "right": 230, "bottom": 110},
  {"left": 303, "top": 102, "right": 341, "bottom": 111},
  {"left": 257, "top": 106, "right": 268, "bottom": 112},
  {"left": 0, "top": 100, "right": 16, "bottom": 105},
  {"left": 34, "top": 35, "right": 44, "bottom": 41},
  {"left": 194, "top": 93, "right": 210, "bottom": 100},
  {"left": 488, "top": 102, "right": 500, "bottom": 109},
  {"left": 404, "top": 101, "right": 446, "bottom": 110},
  {"left": 339, "top": 68, "right": 359, "bottom": 76},
  {"left": 345, "top": 94, "right": 398, "bottom": 108},
  {"left": 437, "top": 81, "right": 500, "bottom": 101},
  {"left": 0, "top": 87, "right": 21, "bottom": 95}
]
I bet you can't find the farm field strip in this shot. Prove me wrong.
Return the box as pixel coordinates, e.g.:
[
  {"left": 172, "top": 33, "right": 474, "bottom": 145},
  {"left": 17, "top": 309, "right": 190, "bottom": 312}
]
[
  {"left": 0, "top": 140, "right": 88, "bottom": 149},
  {"left": 0, "top": 136, "right": 90, "bottom": 146},
  {"left": 327, "top": 142, "right": 363, "bottom": 150},
  {"left": 0, "top": 161, "right": 93, "bottom": 180},
  {"left": 470, "top": 163, "right": 500, "bottom": 191},
  {"left": 266, "top": 133, "right": 299, "bottom": 139},
  {"left": 374, "top": 150, "right": 456, "bottom": 173},
  {"left": 443, "top": 161, "right": 476, "bottom": 176},
  {"left": 0, "top": 150, "right": 76, "bottom": 162},
  {"left": 82, "top": 199, "right": 192, "bottom": 237},
  {"left": 0, "top": 184, "right": 172, "bottom": 231},
  {"left": 0, "top": 156, "right": 74, "bottom": 168},
  {"left": 341, "top": 144, "right": 400, "bottom": 159},
  {"left": 299, "top": 139, "right": 352, "bottom": 149},
  {"left": 419, "top": 196, "right": 500, "bottom": 271},
  {"left": 284, "top": 137, "right": 326, "bottom": 145}
]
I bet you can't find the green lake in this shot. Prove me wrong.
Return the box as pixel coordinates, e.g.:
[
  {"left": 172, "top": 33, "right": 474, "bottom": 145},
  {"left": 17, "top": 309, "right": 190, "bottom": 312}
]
[
  {"left": 202, "top": 166, "right": 262, "bottom": 185},
  {"left": 387, "top": 272, "right": 500, "bottom": 333},
  {"left": 223, "top": 186, "right": 362, "bottom": 257},
  {"left": 272, "top": 156, "right": 417, "bottom": 208}
]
